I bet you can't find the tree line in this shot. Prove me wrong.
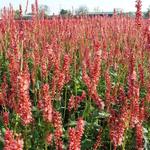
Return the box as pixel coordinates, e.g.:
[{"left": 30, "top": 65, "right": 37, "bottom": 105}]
[{"left": 3, "top": 4, "right": 150, "bottom": 19}]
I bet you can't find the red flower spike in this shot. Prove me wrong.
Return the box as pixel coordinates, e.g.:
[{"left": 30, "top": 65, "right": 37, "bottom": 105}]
[{"left": 4, "top": 129, "right": 24, "bottom": 150}]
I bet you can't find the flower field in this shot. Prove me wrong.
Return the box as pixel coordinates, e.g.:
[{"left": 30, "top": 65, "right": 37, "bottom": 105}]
[{"left": 0, "top": 0, "right": 150, "bottom": 150}]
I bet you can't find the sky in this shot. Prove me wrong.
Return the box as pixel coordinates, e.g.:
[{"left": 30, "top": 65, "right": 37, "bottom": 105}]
[{"left": 0, "top": 0, "right": 150, "bottom": 14}]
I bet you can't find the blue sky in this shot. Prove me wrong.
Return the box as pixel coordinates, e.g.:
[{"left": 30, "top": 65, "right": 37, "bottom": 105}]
[{"left": 0, "top": 0, "right": 150, "bottom": 14}]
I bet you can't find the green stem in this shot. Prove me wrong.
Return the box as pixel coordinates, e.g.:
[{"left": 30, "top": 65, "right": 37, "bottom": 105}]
[
  {"left": 45, "top": 142, "right": 48, "bottom": 150},
  {"left": 122, "top": 139, "right": 126, "bottom": 150},
  {"left": 122, "top": 129, "right": 127, "bottom": 150},
  {"left": 110, "top": 142, "right": 112, "bottom": 150},
  {"left": 14, "top": 114, "right": 19, "bottom": 133},
  {"left": 83, "top": 97, "right": 91, "bottom": 120},
  {"left": 122, "top": 126, "right": 129, "bottom": 150},
  {"left": 24, "top": 126, "right": 28, "bottom": 150},
  {"left": 63, "top": 86, "right": 68, "bottom": 120}
]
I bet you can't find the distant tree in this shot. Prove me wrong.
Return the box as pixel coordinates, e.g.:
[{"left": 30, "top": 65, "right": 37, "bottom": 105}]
[
  {"left": 93, "top": 7, "right": 101, "bottom": 13},
  {"left": 14, "top": 10, "right": 20, "bottom": 19},
  {"left": 75, "top": 6, "right": 89, "bottom": 15},
  {"left": 39, "top": 5, "right": 49, "bottom": 15},
  {"left": 128, "top": 12, "right": 135, "bottom": 17},
  {"left": 144, "top": 6, "right": 150, "bottom": 18},
  {"left": 60, "top": 9, "right": 71, "bottom": 16}
]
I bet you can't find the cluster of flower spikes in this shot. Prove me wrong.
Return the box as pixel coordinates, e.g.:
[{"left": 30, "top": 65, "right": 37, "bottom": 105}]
[
  {"left": 40, "top": 44, "right": 55, "bottom": 80},
  {"left": 52, "top": 110, "right": 63, "bottom": 150},
  {"left": 38, "top": 83, "right": 53, "bottom": 123},
  {"left": 144, "top": 84, "right": 150, "bottom": 120},
  {"left": 3, "top": 111, "right": 9, "bottom": 127},
  {"left": 7, "top": 52, "right": 20, "bottom": 109},
  {"left": 128, "top": 52, "right": 144, "bottom": 149},
  {"left": 104, "top": 68, "right": 112, "bottom": 110},
  {"left": 46, "top": 133, "right": 53, "bottom": 145},
  {"left": 93, "top": 128, "right": 102, "bottom": 150},
  {"left": 4, "top": 129, "right": 24, "bottom": 150},
  {"left": 51, "top": 53, "right": 71, "bottom": 98},
  {"left": 37, "top": 82, "right": 64, "bottom": 148},
  {"left": 130, "top": 81, "right": 145, "bottom": 149},
  {"left": 68, "top": 117, "right": 84, "bottom": 150},
  {"left": 82, "top": 40, "right": 104, "bottom": 110},
  {"left": 145, "top": 20, "right": 150, "bottom": 50},
  {"left": 68, "top": 91, "right": 86, "bottom": 112},
  {"left": 38, "top": 84, "right": 63, "bottom": 149},
  {"left": 109, "top": 87, "right": 129, "bottom": 149},
  {"left": 0, "top": 75, "right": 8, "bottom": 107},
  {"left": 135, "top": 0, "right": 142, "bottom": 28},
  {"left": 57, "top": 54, "right": 71, "bottom": 92},
  {"left": 16, "top": 63, "right": 32, "bottom": 125}
]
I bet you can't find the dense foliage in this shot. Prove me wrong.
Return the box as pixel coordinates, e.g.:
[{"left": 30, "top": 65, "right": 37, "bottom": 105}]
[{"left": 0, "top": 0, "right": 150, "bottom": 149}]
